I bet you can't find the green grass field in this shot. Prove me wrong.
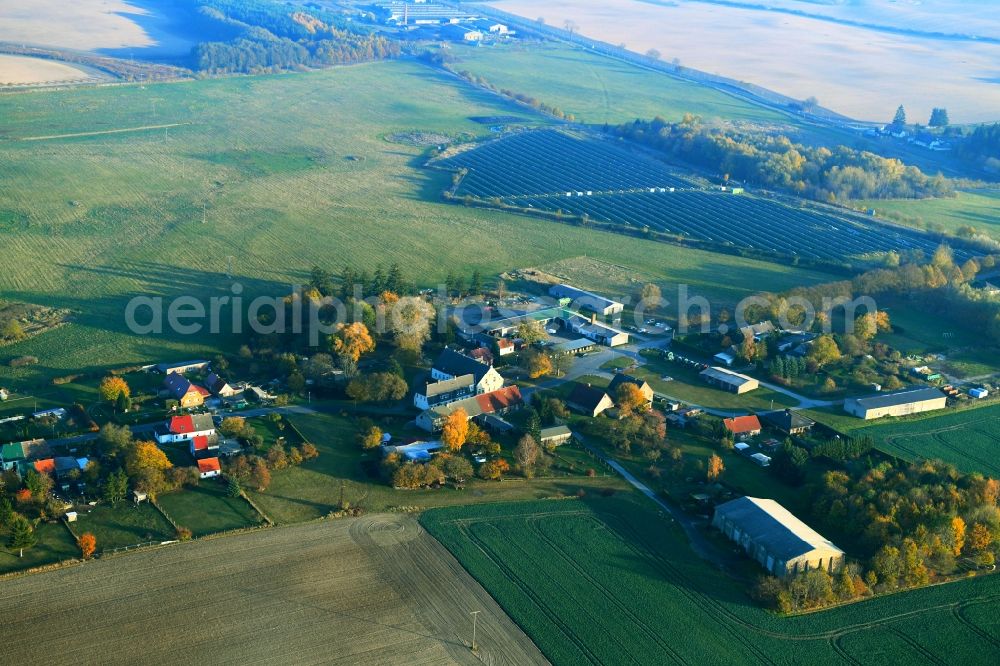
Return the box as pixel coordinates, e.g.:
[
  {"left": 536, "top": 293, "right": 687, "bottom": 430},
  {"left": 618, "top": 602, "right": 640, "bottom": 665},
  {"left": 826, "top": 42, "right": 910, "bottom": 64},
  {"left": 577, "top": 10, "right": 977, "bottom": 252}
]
[
  {"left": 72, "top": 502, "right": 175, "bottom": 551},
  {"left": 422, "top": 494, "right": 1000, "bottom": 666},
  {"left": 877, "top": 300, "right": 999, "bottom": 378},
  {"left": 447, "top": 42, "right": 786, "bottom": 125},
  {"left": 0, "top": 521, "right": 78, "bottom": 575},
  {"left": 859, "top": 189, "right": 1000, "bottom": 241},
  {"left": 852, "top": 401, "right": 1000, "bottom": 476},
  {"left": 157, "top": 483, "right": 264, "bottom": 536},
  {"left": 0, "top": 60, "right": 834, "bottom": 388},
  {"left": 246, "top": 412, "right": 624, "bottom": 524}
]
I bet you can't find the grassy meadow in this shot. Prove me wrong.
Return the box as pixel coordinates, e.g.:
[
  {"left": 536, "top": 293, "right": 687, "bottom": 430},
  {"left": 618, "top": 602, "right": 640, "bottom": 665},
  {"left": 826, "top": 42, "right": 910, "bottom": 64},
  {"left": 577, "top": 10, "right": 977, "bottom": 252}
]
[
  {"left": 423, "top": 494, "right": 1000, "bottom": 666},
  {"left": 445, "top": 42, "right": 786, "bottom": 125},
  {"left": 246, "top": 412, "right": 624, "bottom": 523},
  {"left": 0, "top": 59, "right": 834, "bottom": 387},
  {"left": 859, "top": 189, "right": 1000, "bottom": 241}
]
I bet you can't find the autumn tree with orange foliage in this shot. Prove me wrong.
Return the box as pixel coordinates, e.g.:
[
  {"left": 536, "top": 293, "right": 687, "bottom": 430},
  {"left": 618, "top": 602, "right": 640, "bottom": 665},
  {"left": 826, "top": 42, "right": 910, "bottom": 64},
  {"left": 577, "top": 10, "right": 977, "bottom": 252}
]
[
  {"left": 526, "top": 350, "right": 553, "bottom": 379},
  {"left": 707, "top": 454, "right": 724, "bottom": 481},
  {"left": 99, "top": 376, "right": 131, "bottom": 403},
  {"left": 478, "top": 458, "right": 510, "bottom": 481},
  {"left": 331, "top": 322, "right": 375, "bottom": 362},
  {"left": 441, "top": 409, "right": 469, "bottom": 452},
  {"left": 78, "top": 533, "right": 96, "bottom": 560},
  {"left": 948, "top": 516, "right": 966, "bottom": 556},
  {"left": 615, "top": 382, "right": 648, "bottom": 415}
]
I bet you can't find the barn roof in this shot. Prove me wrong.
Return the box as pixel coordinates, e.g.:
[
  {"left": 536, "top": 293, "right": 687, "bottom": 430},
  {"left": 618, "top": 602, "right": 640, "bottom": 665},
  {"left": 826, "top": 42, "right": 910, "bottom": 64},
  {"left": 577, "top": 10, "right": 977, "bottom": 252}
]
[
  {"left": 714, "top": 496, "right": 843, "bottom": 561},
  {"left": 850, "top": 387, "right": 945, "bottom": 410}
]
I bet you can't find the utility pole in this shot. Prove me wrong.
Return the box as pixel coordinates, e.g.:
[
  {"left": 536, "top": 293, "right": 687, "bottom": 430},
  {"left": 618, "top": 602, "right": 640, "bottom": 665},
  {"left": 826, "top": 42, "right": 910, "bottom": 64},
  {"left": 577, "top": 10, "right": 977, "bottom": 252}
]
[{"left": 470, "top": 610, "right": 481, "bottom": 651}]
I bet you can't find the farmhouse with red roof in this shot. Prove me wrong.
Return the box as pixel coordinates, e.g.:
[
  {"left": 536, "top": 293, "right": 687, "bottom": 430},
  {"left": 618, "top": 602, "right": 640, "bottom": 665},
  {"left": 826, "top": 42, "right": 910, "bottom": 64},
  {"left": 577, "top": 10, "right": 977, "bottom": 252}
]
[
  {"left": 188, "top": 434, "right": 220, "bottom": 458},
  {"left": 156, "top": 413, "right": 216, "bottom": 445},
  {"left": 723, "top": 415, "right": 763, "bottom": 439},
  {"left": 197, "top": 457, "right": 222, "bottom": 479},
  {"left": 415, "top": 385, "right": 523, "bottom": 432}
]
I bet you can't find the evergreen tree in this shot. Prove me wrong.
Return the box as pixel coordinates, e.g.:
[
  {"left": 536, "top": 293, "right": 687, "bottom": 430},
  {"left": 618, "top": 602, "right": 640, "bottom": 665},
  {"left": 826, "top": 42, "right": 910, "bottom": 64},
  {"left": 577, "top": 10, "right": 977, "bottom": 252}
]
[
  {"left": 892, "top": 105, "right": 907, "bottom": 128},
  {"left": 386, "top": 263, "right": 404, "bottom": 295},
  {"left": 227, "top": 476, "right": 242, "bottom": 498},
  {"left": 8, "top": 515, "right": 36, "bottom": 557},
  {"left": 928, "top": 108, "right": 949, "bottom": 127}
]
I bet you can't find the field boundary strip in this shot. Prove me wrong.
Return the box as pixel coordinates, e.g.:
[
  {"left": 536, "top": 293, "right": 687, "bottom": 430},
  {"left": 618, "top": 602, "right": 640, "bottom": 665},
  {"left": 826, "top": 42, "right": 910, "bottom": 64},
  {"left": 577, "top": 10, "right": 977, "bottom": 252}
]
[{"left": 17, "top": 122, "right": 193, "bottom": 141}]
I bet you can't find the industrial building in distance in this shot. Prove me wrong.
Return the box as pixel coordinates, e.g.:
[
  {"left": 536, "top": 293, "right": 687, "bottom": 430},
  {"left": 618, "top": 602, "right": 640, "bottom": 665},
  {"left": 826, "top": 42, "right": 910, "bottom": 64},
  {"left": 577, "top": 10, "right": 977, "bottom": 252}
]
[{"left": 843, "top": 386, "right": 947, "bottom": 420}]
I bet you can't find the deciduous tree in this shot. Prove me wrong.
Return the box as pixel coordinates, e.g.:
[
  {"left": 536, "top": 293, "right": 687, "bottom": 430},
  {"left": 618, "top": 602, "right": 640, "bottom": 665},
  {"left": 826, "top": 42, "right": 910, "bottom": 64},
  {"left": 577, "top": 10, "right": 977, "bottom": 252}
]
[
  {"left": 99, "top": 376, "right": 131, "bottom": 403},
  {"left": 330, "top": 322, "right": 375, "bottom": 362},
  {"left": 78, "top": 533, "right": 96, "bottom": 560},
  {"left": 514, "top": 435, "right": 540, "bottom": 478},
  {"left": 516, "top": 320, "right": 547, "bottom": 344},
  {"left": 250, "top": 457, "right": 271, "bottom": 492},
  {"left": 807, "top": 335, "right": 841, "bottom": 367},
  {"left": 103, "top": 469, "right": 129, "bottom": 505},
  {"left": 640, "top": 283, "right": 662, "bottom": 310},
  {"left": 387, "top": 296, "right": 435, "bottom": 353},
  {"left": 360, "top": 425, "right": 383, "bottom": 450},
  {"left": 707, "top": 454, "right": 724, "bottom": 481},
  {"left": 615, "top": 382, "right": 647, "bottom": 415},
  {"left": 441, "top": 409, "right": 469, "bottom": 452},
  {"left": 478, "top": 458, "right": 510, "bottom": 481},
  {"left": 525, "top": 350, "right": 553, "bottom": 379}
]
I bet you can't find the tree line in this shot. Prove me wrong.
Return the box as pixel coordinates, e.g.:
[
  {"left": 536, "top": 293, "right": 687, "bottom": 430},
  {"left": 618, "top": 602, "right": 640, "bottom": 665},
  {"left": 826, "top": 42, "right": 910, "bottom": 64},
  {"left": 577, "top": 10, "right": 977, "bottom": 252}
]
[
  {"left": 613, "top": 115, "right": 954, "bottom": 202},
  {"left": 187, "top": 0, "right": 400, "bottom": 74},
  {"left": 956, "top": 123, "right": 1000, "bottom": 174}
]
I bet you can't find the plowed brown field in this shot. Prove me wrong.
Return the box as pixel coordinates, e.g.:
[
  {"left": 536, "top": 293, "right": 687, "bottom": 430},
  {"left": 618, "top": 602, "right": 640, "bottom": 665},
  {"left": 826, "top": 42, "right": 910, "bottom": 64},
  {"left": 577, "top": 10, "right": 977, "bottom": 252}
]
[{"left": 0, "top": 515, "right": 547, "bottom": 665}]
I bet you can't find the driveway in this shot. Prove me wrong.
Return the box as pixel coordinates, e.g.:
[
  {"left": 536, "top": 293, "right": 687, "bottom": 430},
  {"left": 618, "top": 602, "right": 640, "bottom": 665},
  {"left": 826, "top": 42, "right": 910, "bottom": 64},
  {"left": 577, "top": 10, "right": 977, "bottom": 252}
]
[{"left": 576, "top": 436, "right": 736, "bottom": 573}]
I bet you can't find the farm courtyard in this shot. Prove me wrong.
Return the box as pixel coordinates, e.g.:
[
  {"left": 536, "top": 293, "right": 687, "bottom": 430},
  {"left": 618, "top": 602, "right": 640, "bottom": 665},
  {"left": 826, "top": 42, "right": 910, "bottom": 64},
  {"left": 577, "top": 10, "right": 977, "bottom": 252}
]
[{"left": 0, "top": 514, "right": 546, "bottom": 665}]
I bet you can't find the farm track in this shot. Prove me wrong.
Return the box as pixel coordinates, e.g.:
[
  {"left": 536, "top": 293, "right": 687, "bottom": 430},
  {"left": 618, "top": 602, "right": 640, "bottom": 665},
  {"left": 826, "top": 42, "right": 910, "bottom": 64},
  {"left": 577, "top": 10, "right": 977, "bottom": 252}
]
[
  {"left": 0, "top": 516, "right": 547, "bottom": 666},
  {"left": 459, "top": 520, "right": 604, "bottom": 664},
  {"left": 525, "top": 514, "right": 688, "bottom": 664},
  {"left": 877, "top": 411, "right": 1000, "bottom": 476},
  {"left": 953, "top": 601, "right": 1000, "bottom": 649},
  {"left": 890, "top": 627, "right": 948, "bottom": 666},
  {"left": 16, "top": 123, "right": 192, "bottom": 141}
]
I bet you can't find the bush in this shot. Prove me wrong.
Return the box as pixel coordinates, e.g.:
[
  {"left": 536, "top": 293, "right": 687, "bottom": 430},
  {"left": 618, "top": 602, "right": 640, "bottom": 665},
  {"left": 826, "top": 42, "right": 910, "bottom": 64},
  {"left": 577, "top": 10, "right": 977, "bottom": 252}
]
[{"left": 9, "top": 356, "right": 38, "bottom": 368}]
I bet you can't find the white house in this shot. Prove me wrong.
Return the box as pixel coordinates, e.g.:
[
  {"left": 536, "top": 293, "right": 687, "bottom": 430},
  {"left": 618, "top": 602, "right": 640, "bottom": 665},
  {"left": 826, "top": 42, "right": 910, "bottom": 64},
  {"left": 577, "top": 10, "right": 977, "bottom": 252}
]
[
  {"left": 155, "top": 413, "right": 216, "bottom": 444},
  {"left": 197, "top": 457, "right": 221, "bottom": 479},
  {"left": 431, "top": 348, "right": 504, "bottom": 394},
  {"left": 414, "top": 373, "right": 476, "bottom": 410}
]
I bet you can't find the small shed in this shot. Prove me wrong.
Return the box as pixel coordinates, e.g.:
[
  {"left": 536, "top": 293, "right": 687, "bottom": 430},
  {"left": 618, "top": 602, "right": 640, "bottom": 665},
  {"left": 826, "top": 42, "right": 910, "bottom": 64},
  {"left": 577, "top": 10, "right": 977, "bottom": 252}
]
[
  {"left": 970, "top": 388, "right": 989, "bottom": 399},
  {"left": 734, "top": 442, "right": 751, "bottom": 453},
  {"left": 65, "top": 511, "right": 78, "bottom": 522},
  {"left": 750, "top": 453, "right": 771, "bottom": 467},
  {"left": 133, "top": 490, "right": 148, "bottom": 503}
]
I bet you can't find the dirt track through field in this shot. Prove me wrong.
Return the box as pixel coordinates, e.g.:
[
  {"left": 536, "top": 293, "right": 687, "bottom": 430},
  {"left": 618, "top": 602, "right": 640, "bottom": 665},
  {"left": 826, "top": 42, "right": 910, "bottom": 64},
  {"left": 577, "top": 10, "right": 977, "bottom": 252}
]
[
  {"left": 0, "top": 515, "right": 547, "bottom": 665},
  {"left": 17, "top": 123, "right": 192, "bottom": 141}
]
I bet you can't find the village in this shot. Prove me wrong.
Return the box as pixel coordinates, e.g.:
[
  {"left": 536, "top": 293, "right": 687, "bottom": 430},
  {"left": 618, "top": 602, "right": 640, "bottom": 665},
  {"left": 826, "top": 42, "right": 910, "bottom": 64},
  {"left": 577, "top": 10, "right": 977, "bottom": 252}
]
[{"left": 2, "top": 273, "right": 995, "bottom": 590}]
